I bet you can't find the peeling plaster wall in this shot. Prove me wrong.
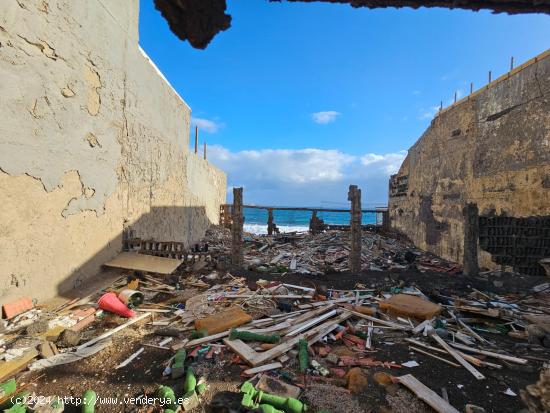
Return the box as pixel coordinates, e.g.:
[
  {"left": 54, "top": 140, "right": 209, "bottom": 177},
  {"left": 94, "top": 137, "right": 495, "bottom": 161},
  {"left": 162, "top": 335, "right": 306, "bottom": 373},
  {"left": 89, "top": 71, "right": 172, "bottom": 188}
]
[
  {"left": 0, "top": 0, "right": 226, "bottom": 302},
  {"left": 388, "top": 50, "right": 550, "bottom": 270}
]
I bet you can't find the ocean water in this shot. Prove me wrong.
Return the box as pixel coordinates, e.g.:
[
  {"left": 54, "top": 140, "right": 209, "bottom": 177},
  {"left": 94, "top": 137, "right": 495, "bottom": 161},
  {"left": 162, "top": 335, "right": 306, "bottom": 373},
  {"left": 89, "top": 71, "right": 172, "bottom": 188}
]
[{"left": 243, "top": 207, "right": 379, "bottom": 234}]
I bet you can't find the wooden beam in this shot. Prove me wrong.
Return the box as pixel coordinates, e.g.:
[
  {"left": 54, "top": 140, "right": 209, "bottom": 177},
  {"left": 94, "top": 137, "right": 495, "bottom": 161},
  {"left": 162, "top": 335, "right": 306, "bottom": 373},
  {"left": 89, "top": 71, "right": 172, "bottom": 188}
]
[
  {"left": 397, "top": 374, "right": 460, "bottom": 413},
  {"left": 244, "top": 362, "right": 283, "bottom": 376},
  {"left": 447, "top": 341, "right": 528, "bottom": 365},
  {"left": 77, "top": 312, "right": 151, "bottom": 350},
  {"left": 0, "top": 349, "right": 39, "bottom": 381},
  {"left": 346, "top": 309, "right": 411, "bottom": 330},
  {"left": 224, "top": 311, "right": 352, "bottom": 366},
  {"left": 285, "top": 310, "right": 337, "bottom": 336},
  {"left": 430, "top": 333, "right": 485, "bottom": 380},
  {"left": 408, "top": 346, "right": 460, "bottom": 368}
]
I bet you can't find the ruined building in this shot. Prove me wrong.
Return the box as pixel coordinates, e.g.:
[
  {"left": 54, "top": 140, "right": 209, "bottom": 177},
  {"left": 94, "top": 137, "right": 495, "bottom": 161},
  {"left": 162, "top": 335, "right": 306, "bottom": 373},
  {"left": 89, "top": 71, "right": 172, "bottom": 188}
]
[
  {"left": 389, "top": 49, "right": 550, "bottom": 275},
  {"left": 0, "top": 0, "right": 227, "bottom": 302}
]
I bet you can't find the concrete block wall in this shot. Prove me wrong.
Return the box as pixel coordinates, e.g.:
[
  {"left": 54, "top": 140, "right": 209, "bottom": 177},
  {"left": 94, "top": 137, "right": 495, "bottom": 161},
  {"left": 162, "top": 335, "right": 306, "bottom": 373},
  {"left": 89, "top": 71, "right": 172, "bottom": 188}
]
[
  {"left": 389, "top": 49, "right": 550, "bottom": 272},
  {"left": 0, "top": 0, "right": 226, "bottom": 302}
]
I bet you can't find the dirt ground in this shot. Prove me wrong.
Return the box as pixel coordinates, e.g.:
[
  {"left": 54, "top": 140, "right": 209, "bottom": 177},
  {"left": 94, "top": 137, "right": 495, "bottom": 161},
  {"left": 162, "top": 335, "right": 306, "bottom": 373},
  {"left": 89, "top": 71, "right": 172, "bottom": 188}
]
[{"left": 19, "top": 265, "right": 549, "bottom": 413}]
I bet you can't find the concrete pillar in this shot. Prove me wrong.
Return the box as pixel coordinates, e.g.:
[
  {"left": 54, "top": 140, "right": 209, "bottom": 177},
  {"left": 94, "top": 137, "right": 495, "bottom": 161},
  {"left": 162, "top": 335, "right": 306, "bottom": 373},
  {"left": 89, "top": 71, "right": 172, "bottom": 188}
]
[
  {"left": 463, "top": 203, "right": 479, "bottom": 276},
  {"left": 381, "top": 209, "right": 390, "bottom": 232},
  {"left": 231, "top": 187, "right": 244, "bottom": 268},
  {"left": 267, "top": 209, "right": 274, "bottom": 235},
  {"left": 348, "top": 185, "right": 362, "bottom": 274},
  {"left": 203, "top": 142, "right": 207, "bottom": 160}
]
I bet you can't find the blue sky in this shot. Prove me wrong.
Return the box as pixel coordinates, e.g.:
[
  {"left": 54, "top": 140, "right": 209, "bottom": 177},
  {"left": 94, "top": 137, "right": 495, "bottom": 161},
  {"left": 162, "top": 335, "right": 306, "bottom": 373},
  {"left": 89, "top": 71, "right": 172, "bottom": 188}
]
[{"left": 139, "top": 1, "right": 550, "bottom": 206}]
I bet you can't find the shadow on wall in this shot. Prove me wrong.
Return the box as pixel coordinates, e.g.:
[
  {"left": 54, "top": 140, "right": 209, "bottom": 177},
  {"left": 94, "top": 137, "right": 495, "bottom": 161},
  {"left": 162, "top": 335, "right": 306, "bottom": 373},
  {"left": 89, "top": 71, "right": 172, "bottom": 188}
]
[{"left": 55, "top": 205, "right": 209, "bottom": 299}]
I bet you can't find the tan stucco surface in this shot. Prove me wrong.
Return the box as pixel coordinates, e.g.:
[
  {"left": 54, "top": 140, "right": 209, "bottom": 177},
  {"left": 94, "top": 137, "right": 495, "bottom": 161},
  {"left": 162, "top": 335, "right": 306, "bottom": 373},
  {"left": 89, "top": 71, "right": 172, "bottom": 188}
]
[{"left": 0, "top": 0, "right": 226, "bottom": 302}]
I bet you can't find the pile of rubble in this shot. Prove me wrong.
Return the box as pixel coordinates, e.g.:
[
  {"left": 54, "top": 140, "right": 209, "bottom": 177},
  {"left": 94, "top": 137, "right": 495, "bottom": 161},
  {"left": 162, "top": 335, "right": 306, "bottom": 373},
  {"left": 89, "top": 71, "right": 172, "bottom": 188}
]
[
  {"left": 0, "top": 240, "right": 550, "bottom": 413},
  {"left": 0, "top": 229, "right": 549, "bottom": 412},
  {"left": 205, "top": 227, "right": 461, "bottom": 275}
]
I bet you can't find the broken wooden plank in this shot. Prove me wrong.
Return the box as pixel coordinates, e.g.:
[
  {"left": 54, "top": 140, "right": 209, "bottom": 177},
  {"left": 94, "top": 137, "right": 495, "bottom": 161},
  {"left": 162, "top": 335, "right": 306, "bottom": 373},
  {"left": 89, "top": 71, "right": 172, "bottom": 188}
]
[
  {"left": 298, "top": 297, "right": 360, "bottom": 309},
  {"left": 104, "top": 252, "right": 182, "bottom": 274},
  {"left": 222, "top": 338, "right": 259, "bottom": 365},
  {"left": 397, "top": 374, "right": 460, "bottom": 413},
  {"left": 243, "top": 362, "right": 283, "bottom": 375},
  {"left": 408, "top": 346, "right": 460, "bottom": 368},
  {"left": 285, "top": 310, "right": 337, "bottom": 336},
  {"left": 430, "top": 333, "right": 485, "bottom": 380},
  {"left": 225, "top": 311, "right": 352, "bottom": 366},
  {"left": 307, "top": 323, "right": 341, "bottom": 346},
  {"left": 0, "top": 348, "right": 39, "bottom": 381},
  {"left": 116, "top": 348, "right": 144, "bottom": 369},
  {"left": 173, "top": 332, "right": 228, "bottom": 350},
  {"left": 405, "top": 339, "right": 500, "bottom": 369},
  {"left": 77, "top": 312, "right": 151, "bottom": 350},
  {"left": 223, "top": 294, "right": 312, "bottom": 300},
  {"left": 282, "top": 283, "right": 315, "bottom": 293},
  {"left": 446, "top": 341, "right": 528, "bottom": 365},
  {"left": 346, "top": 309, "right": 411, "bottom": 330}
]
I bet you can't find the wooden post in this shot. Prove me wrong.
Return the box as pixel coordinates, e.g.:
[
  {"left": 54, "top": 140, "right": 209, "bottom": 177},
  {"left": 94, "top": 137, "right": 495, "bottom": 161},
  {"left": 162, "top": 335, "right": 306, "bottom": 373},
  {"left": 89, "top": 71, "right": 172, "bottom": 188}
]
[
  {"left": 510, "top": 56, "right": 514, "bottom": 71},
  {"left": 454, "top": 91, "right": 457, "bottom": 103},
  {"left": 382, "top": 210, "right": 390, "bottom": 232},
  {"left": 463, "top": 203, "right": 479, "bottom": 276},
  {"left": 267, "top": 209, "right": 274, "bottom": 235},
  {"left": 309, "top": 211, "right": 316, "bottom": 234},
  {"left": 348, "top": 185, "right": 362, "bottom": 274},
  {"left": 488, "top": 70, "right": 492, "bottom": 83},
  {"left": 203, "top": 142, "right": 207, "bottom": 160},
  {"left": 439, "top": 101, "right": 443, "bottom": 111},
  {"left": 470, "top": 82, "right": 473, "bottom": 95},
  {"left": 194, "top": 126, "right": 198, "bottom": 154},
  {"left": 231, "top": 188, "right": 244, "bottom": 268}
]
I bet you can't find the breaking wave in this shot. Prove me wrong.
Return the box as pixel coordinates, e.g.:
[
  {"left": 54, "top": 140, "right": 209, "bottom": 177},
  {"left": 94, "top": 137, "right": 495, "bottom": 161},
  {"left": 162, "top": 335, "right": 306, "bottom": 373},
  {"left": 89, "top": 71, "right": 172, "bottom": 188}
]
[{"left": 243, "top": 224, "right": 309, "bottom": 235}]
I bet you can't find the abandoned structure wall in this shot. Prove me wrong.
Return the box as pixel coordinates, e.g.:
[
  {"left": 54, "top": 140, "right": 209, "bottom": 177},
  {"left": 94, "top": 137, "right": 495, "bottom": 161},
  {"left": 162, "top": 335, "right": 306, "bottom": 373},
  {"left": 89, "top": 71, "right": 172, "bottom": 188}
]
[
  {"left": 389, "top": 49, "right": 550, "bottom": 273},
  {"left": 0, "top": 0, "right": 226, "bottom": 302}
]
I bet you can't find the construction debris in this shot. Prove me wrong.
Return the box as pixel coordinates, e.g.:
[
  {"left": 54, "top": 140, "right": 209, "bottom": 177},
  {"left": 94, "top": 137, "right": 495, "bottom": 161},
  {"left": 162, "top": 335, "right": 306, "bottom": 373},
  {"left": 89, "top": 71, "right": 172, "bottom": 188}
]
[{"left": 0, "top": 228, "right": 549, "bottom": 412}]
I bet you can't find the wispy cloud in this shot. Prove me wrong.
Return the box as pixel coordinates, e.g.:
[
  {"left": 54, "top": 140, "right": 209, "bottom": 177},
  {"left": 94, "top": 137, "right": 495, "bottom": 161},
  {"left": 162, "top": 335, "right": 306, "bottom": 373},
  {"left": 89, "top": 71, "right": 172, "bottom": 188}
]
[
  {"left": 361, "top": 151, "right": 408, "bottom": 175},
  {"left": 412, "top": 90, "right": 421, "bottom": 96},
  {"left": 191, "top": 116, "right": 224, "bottom": 133},
  {"left": 419, "top": 105, "right": 440, "bottom": 120},
  {"left": 311, "top": 111, "right": 341, "bottom": 124},
  {"left": 208, "top": 145, "right": 407, "bottom": 205}
]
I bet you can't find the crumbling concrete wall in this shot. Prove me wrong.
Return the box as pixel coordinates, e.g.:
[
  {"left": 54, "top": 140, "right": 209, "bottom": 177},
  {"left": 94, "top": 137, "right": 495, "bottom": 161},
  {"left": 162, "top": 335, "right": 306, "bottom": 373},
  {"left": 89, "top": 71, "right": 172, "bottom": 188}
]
[
  {"left": 389, "top": 49, "right": 550, "bottom": 272},
  {"left": 0, "top": 0, "right": 226, "bottom": 302}
]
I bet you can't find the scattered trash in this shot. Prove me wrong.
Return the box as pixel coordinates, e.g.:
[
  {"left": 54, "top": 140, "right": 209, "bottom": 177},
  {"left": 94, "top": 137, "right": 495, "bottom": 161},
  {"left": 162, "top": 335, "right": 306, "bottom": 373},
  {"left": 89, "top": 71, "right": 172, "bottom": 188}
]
[
  {"left": 402, "top": 360, "right": 420, "bottom": 368},
  {"left": 0, "top": 227, "right": 548, "bottom": 413}
]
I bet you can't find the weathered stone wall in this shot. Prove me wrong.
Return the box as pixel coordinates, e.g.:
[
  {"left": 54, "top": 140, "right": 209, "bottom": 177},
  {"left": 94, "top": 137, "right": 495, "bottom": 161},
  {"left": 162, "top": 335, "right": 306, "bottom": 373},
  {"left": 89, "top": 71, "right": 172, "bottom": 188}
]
[
  {"left": 0, "top": 0, "right": 226, "bottom": 302},
  {"left": 389, "top": 49, "right": 550, "bottom": 271}
]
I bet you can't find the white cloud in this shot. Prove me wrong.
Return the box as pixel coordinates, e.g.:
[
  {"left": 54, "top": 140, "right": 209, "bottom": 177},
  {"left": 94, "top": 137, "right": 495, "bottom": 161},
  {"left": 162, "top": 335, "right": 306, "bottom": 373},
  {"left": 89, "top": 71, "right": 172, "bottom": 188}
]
[
  {"left": 311, "top": 111, "right": 340, "bottom": 124},
  {"left": 419, "top": 105, "right": 440, "bottom": 120},
  {"left": 208, "top": 145, "right": 407, "bottom": 206},
  {"left": 360, "top": 151, "right": 408, "bottom": 175},
  {"left": 191, "top": 116, "right": 224, "bottom": 133}
]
